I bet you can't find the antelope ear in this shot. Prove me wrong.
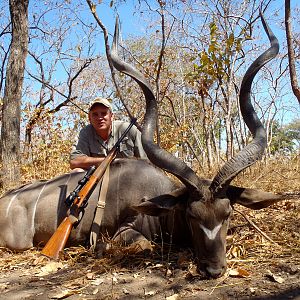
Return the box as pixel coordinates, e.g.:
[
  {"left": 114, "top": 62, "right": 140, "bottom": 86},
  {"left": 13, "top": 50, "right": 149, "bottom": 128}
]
[
  {"left": 133, "top": 187, "right": 188, "bottom": 216},
  {"left": 226, "top": 185, "right": 298, "bottom": 210}
]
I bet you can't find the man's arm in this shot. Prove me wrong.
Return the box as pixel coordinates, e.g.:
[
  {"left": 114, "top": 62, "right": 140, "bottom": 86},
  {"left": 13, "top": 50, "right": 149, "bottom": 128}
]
[
  {"left": 70, "top": 155, "right": 105, "bottom": 170},
  {"left": 133, "top": 126, "right": 147, "bottom": 159},
  {"left": 70, "top": 126, "right": 106, "bottom": 170}
]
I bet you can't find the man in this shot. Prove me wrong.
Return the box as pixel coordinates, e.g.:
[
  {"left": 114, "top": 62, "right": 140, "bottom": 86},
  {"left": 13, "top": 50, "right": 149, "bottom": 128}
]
[{"left": 70, "top": 97, "right": 147, "bottom": 171}]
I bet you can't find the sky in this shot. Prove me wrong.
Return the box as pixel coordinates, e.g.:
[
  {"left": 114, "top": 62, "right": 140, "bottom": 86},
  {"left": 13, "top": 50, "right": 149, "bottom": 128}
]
[
  {"left": 1, "top": 0, "right": 299, "bottom": 125},
  {"left": 93, "top": 0, "right": 300, "bottom": 124}
]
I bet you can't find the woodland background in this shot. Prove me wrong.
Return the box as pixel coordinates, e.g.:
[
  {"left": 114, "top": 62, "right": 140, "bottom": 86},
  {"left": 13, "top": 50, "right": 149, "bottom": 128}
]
[
  {"left": 0, "top": 1, "right": 300, "bottom": 299},
  {"left": 0, "top": 0, "right": 299, "bottom": 190}
]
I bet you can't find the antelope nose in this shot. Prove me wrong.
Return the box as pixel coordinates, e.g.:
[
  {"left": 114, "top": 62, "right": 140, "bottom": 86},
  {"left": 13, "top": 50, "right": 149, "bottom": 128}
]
[{"left": 206, "top": 266, "right": 226, "bottom": 278}]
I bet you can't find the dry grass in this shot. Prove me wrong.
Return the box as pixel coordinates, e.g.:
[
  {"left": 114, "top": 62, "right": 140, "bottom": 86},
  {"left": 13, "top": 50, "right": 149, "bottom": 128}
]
[
  {"left": 224, "top": 156, "right": 300, "bottom": 275},
  {"left": 0, "top": 155, "right": 299, "bottom": 291},
  {"left": 232, "top": 156, "right": 300, "bottom": 193}
]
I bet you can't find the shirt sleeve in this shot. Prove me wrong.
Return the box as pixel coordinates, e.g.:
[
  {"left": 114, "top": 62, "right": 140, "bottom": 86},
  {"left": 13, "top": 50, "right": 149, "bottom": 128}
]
[
  {"left": 69, "top": 127, "right": 90, "bottom": 161},
  {"left": 131, "top": 125, "right": 148, "bottom": 159}
]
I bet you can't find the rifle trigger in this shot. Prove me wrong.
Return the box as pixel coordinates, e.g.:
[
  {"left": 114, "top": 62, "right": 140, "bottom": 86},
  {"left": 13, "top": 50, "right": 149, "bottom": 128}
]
[{"left": 80, "top": 200, "right": 88, "bottom": 209}]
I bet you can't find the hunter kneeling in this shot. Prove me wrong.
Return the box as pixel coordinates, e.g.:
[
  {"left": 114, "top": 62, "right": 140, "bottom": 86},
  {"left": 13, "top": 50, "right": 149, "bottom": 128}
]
[{"left": 70, "top": 97, "right": 147, "bottom": 172}]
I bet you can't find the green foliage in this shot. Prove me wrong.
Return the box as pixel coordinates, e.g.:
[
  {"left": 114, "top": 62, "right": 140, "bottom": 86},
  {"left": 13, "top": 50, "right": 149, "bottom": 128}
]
[
  {"left": 269, "top": 119, "right": 300, "bottom": 155},
  {"left": 186, "top": 21, "right": 244, "bottom": 96}
]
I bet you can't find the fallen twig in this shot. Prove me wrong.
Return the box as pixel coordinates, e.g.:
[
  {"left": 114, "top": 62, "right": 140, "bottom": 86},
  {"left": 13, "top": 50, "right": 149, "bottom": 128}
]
[{"left": 233, "top": 208, "right": 279, "bottom": 246}]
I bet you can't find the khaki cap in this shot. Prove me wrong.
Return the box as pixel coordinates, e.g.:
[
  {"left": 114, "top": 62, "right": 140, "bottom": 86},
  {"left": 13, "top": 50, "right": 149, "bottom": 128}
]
[{"left": 89, "top": 97, "right": 112, "bottom": 111}]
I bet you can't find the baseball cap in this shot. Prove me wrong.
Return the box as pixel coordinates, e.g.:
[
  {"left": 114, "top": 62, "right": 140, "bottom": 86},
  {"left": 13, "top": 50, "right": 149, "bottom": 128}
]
[{"left": 89, "top": 97, "right": 112, "bottom": 111}]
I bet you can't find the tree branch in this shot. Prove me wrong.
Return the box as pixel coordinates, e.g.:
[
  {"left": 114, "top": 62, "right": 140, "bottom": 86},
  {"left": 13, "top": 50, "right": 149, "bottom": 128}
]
[{"left": 85, "top": 0, "right": 140, "bottom": 130}]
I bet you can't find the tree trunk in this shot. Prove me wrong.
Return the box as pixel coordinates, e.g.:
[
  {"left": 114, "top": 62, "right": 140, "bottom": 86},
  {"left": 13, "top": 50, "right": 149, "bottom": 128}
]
[
  {"left": 0, "top": 0, "right": 29, "bottom": 187},
  {"left": 285, "top": 0, "right": 300, "bottom": 105}
]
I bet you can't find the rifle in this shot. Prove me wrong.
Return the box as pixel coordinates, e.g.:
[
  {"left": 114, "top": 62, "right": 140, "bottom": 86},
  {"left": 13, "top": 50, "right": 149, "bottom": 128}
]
[{"left": 41, "top": 118, "right": 137, "bottom": 259}]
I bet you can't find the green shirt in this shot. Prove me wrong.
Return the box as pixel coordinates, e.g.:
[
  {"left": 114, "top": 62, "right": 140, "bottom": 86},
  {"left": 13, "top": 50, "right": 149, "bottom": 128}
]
[{"left": 70, "top": 120, "right": 147, "bottom": 160}]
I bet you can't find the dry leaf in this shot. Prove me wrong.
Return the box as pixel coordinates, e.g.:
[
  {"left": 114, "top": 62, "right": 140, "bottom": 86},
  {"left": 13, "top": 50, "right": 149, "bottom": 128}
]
[
  {"left": 0, "top": 282, "right": 8, "bottom": 291},
  {"left": 112, "top": 275, "right": 118, "bottom": 283},
  {"left": 228, "top": 245, "right": 245, "bottom": 259},
  {"left": 166, "top": 294, "right": 180, "bottom": 300},
  {"left": 273, "top": 275, "right": 285, "bottom": 284},
  {"left": 153, "top": 263, "right": 163, "bottom": 269},
  {"left": 186, "top": 263, "right": 199, "bottom": 278},
  {"left": 228, "top": 268, "right": 250, "bottom": 278},
  {"left": 86, "top": 272, "right": 95, "bottom": 280},
  {"left": 166, "top": 269, "right": 173, "bottom": 277},
  {"left": 50, "top": 289, "right": 79, "bottom": 299},
  {"left": 36, "top": 261, "right": 64, "bottom": 276},
  {"left": 92, "top": 288, "right": 99, "bottom": 295},
  {"left": 145, "top": 290, "right": 155, "bottom": 296},
  {"left": 266, "top": 270, "right": 285, "bottom": 283},
  {"left": 32, "top": 255, "right": 48, "bottom": 266},
  {"left": 91, "top": 278, "right": 104, "bottom": 286}
]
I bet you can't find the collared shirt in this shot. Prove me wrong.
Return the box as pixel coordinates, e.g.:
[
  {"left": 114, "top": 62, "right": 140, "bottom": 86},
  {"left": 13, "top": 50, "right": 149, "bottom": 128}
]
[{"left": 70, "top": 120, "right": 147, "bottom": 160}]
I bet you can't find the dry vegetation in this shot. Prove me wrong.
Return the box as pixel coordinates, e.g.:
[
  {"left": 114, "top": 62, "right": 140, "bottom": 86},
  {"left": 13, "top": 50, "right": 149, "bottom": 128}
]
[{"left": 0, "top": 155, "right": 299, "bottom": 299}]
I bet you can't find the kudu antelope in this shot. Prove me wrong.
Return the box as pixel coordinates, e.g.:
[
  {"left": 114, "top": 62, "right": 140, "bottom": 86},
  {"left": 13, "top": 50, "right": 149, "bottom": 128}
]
[{"left": 0, "top": 13, "right": 293, "bottom": 278}]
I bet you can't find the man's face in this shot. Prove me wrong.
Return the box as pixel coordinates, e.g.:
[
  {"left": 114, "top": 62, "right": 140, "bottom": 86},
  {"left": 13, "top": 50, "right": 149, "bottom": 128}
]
[{"left": 88, "top": 104, "right": 113, "bottom": 136}]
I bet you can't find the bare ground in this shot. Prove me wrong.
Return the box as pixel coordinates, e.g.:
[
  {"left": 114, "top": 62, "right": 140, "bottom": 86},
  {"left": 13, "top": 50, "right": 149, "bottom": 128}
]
[{"left": 0, "top": 200, "right": 299, "bottom": 300}]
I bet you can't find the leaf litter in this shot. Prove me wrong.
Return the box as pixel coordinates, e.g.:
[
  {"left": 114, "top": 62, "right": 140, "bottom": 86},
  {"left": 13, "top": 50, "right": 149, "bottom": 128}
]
[{"left": 0, "top": 159, "right": 299, "bottom": 299}]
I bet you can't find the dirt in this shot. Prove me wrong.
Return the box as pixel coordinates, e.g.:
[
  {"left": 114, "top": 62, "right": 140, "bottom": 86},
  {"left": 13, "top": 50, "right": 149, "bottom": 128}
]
[{"left": 0, "top": 201, "right": 299, "bottom": 300}]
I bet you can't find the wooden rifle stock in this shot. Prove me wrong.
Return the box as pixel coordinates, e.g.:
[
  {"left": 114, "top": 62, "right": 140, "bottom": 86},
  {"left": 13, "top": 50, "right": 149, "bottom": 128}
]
[
  {"left": 41, "top": 149, "right": 117, "bottom": 259},
  {"left": 41, "top": 117, "right": 136, "bottom": 259}
]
